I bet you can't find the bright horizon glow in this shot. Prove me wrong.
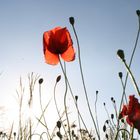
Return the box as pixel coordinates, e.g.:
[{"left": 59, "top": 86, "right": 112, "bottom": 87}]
[{"left": 0, "top": 1, "right": 140, "bottom": 139}]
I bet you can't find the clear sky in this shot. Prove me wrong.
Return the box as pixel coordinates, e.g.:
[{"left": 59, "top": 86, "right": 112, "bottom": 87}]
[{"left": 0, "top": 0, "right": 140, "bottom": 138}]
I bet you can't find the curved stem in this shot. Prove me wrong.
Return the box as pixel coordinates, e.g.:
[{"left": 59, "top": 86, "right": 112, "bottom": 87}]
[
  {"left": 53, "top": 81, "right": 68, "bottom": 137},
  {"left": 59, "top": 60, "right": 72, "bottom": 140},
  {"left": 58, "top": 62, "right": 91, "bottom": 138},
  {"left": 75, "top": 100, "right": 82, "bottom": 139},
  {"left": 117, "top": 15, "right": 140, "bottom": 134},
  {"left": 71, "top": 23, "right": 100, "bottom": 140},
  {"left": 123, "top": 60, "right": 140, "bottom": 96},
  {"left": 94, "top": 91, "right": 100, "bottom": 136},
  {"left": 130, "top": 127, "right": 134, "bottom": 140},
  {"left": 121, "top": 15, "right": 140, "bottom": 105},
  {"left": 115, "top": 128, "right": 130, "bottom": 140},
  {"left": 39, "top": 84, "right": 51, "bottom": 139},
  {"left": 117, "top": 77, "right": 126, "bottom": 130}
]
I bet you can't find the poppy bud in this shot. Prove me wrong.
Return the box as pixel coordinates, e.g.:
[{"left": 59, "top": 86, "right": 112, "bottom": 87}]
[
  {"left": 119, "top": 113, "right": 123, "bottom": 119},
  {"left": 56, "top": 75, "right": 61, "bottom": 83},
  {"left": 72, "top": 130, "right": 75, "bottom": 136},
  {"left": 121, "top": 119, "right": 125, "bottom": 123},
  {"left": 57, "top": 121, "right": 61, "bottom": 129},
  {"left": 105, "top": 134, "right": 108, "bottom": 139},
  {"left": 113, "top": 100, "right": 116, "bottom": 103},
  {"left": 96, "top": 90, "right": 98, "bottom": 94},
  {"left": 56, "top": 132, "right": 62, "bottom": 139},
  {"left": 38, "top": 78, "right": 43, "bottom": 84},
  {"left": 111, "top": 114, "right": 114, "bottom": 119},
  {"left": 136, "top": 10, "right": 140, "bottom": 16},
  {"left": 105, "top": 120, "right": 109, "bottom": 124},
  {"left": 117, "top": 49, "right": 125, "bottom": 61},
  {"left": 75, "top": 95, "right": 78, "bottom": 101},
  {"left": 118, "top": 72, "right": 123, "bottom": 79},
  {"left": 13, "top": 132, "right": 16, "bottom": 136},
  {"left": 103, "top": 125, "right": 106, "bottom": 132},
  {"left": 69, "top": 17, "right": 75, "bottom": 25},
  {"left": 111, "top": 97, "right": 114, "bottom": 101}
]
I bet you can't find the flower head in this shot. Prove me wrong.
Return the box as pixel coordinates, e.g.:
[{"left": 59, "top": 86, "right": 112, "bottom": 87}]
[
  {"left": 119, "top": 95, "right": 140, "bottom": 134},
  {"left": 43, "top": 27, "right": 75, "bottom": 65}
]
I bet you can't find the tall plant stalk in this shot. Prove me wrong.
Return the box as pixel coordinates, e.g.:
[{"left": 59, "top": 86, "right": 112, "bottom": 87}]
[
  {"left": 59, "top": 60, "right": 72, "bottom": 140},
  {"left": 69, "top": 17, "right": 100, "bottom": 140}
]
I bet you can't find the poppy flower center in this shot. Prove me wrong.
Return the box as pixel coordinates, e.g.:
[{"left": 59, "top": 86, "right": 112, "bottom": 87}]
[{"left": 48, "top": 37, "right": 68, "bottom": 54}]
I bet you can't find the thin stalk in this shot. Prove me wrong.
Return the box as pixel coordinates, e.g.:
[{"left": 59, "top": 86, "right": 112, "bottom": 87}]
[
  {"left": 114, "top": 128, "right": 130, "bottom": 140},
  {"left": 63, "top": 70, "right": 90, "bottom": 135},
  {"left": 117, "top": 77, "right": 126, "bottom": 131},
  {"left": 130, "top": 127, "right": 134, "bottom": 140},
  {"left": 39, "top": 84, "right": 51, "bottom": 140},
  {"left": 53, "top": 81, "right": 68, "bottom": 137},
  {"left": 75, "top": 99, "right": 82, "bottom": 139},
  {"left": 94, "top": 91, "right": 100, "bottom": 136},
  {"left": 71, "top": 22, "right": 100, "bottom": 140},
  {"left": 58, "top": 61, "right": 91, "bottom": 138},
  {"left": 116, "top": 15, "right": 140, "bottom": 135},
  {"left": 103, "top": 104, "right": 115, "bottom": 131},
  {"left": 33, "top": 98, "right": 52, "bottom": 134},
  {"left": 123, "top": 60, "right": 140, "bottom": 96},
  {"left": 121, "top": 14, "right": 140, "bottom": 104},
  {"left": 59, "top": 60, "right": 72, "bottom": 140}
]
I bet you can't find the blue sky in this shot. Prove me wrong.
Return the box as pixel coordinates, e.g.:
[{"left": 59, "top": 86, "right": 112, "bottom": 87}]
[{"left": 0, "top": 0, "right": 140, "bottom": 137}]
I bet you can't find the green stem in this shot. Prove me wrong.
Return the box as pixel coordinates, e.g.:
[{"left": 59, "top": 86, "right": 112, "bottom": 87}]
[
  {"left": 130, "top": 127, "right": 134, "bottom": 140},
  {"left": 123, "top": 60, "right": 140, "bottom": 96},
  {"left": 122, "top": 12, "right": 140, "bottom": 103},
  {"left": 117, "top": 77, "right": 126, "bottom": 131},
  {"left": 115, "top": 128, "right": 130, "bottom": 140},
  {"left": 39, "top": 84, "right": 51, "bottom": 139},
  {"left": 53, "top": 82, "right": 68, "bottom": 137},
  {"left": 117, "top": 14, "right": 140, "bottom": 133},
  {"left": 94, "top": 91, "right": 100, "bottom": 136},
  {"left": 75, "top": 100, "right": 82, "bottom": 139},
  {"left": 58, "top": 60, "right": 90, "bottom": 138},
  {"left": 59, "top": 60, "right": 72, "bottom": 140},
  {"left": 71, "top": 23, "right": 100, "bottom": 140}
]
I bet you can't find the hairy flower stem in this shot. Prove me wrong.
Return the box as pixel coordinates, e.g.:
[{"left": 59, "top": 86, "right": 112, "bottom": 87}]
[
  {"left": 115, "top": 128, "right": 130, "bottom": 140},
  {"left": 53, "top": 82, "right": 68, "bottom": 137},
  {"left": 39, "top": 84, "right": 51, "bottom": 139},
  {"left": 117, "top": 14, "right": 140, "bottom": 133},
  {"left": 59, "top": 60, "right": 91, "bottom": 139},
  {"left": 123, "top": 59, "right": 140, "bottom": 96},
  {"left": 94, "top": 91, "right": 100, "bottom": 136},
  {"left": 123, "top": 12, "right": 140, "bottom": 104},
  {"left": 59, "top": 60, "right": 72, "bottom": 140},
  {"left": 117, "top": 77, "right": 126, "bottom": 129},
  {"left": 130, "top": 127, "right": 134, "bottom": 140},
  {"left": 75, "top": 100, "right": 82, "bottom": 139},
  {"left": 58, "top": 60, "right": 90, "bottom": 138},
  {"left": 71, "top": 24, "right": 100, "bottom": 140}
]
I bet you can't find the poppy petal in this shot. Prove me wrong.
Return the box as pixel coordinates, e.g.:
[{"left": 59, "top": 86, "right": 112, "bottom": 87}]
[
  {"left": 61, "top": 45, "right": 75, "bottom": 62},
  {"left": 44, "top": 49, "right": 59, "bottom": 65}
]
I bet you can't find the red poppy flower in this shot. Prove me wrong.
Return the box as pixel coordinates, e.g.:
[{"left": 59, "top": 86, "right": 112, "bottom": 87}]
[
  {"left": 119, "top": 95, "right": 140, "bottom": 134},
  {"left": 43, "top": 27, "right": 75, "bottom": 65}
]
